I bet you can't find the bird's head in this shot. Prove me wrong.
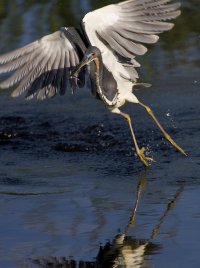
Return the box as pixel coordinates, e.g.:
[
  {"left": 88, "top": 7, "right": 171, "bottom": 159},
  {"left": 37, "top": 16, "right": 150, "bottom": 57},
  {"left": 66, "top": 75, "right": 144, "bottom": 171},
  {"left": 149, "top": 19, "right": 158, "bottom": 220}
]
[
  {"left": 71, "top": 46, "right": 101, "bottom": 78},
  {"left": 82, "top": 46, "right": 101, "bottom": 64}
]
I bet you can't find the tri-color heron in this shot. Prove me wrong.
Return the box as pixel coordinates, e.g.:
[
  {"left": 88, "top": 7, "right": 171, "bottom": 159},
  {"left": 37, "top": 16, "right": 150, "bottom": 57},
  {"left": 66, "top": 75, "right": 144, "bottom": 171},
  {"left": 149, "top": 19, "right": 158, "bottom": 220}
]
[{"left": 0, "top": 0, "right": 186, "bottom": 167}]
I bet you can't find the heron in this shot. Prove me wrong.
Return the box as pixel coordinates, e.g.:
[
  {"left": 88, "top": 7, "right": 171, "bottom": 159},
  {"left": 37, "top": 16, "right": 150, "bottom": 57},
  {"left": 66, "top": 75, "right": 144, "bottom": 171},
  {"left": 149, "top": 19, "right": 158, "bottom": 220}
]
[{"left": 0, "top": 0, "right": 186, "bottom": 167}]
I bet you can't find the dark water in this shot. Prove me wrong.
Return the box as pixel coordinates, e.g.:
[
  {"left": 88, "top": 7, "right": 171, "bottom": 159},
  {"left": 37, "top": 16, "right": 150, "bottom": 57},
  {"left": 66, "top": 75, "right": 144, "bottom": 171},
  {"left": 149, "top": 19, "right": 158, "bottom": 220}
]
[{"left": 0, "top": 0, "right": 199, "bottom": 267}]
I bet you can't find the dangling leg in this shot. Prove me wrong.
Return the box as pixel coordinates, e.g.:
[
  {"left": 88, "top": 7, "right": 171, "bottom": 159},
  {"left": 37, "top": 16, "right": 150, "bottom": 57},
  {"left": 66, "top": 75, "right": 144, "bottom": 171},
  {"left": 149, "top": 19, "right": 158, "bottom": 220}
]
[
  {"left": 113, "top": 108, "right": 154, "bottom": 167},
  {"left": 120, "top": 111, "right": 154, "bottom": 167},
  {"left": 139, "top": 102, "right": 187, "bottom": 156}
]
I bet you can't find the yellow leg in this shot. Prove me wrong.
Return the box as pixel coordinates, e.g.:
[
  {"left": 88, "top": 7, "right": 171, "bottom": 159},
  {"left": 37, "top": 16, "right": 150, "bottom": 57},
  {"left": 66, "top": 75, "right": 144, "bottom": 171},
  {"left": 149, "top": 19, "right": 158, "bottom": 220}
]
[
  {"left": 120, "top": 111, "right": 155, "bottom": 167},
  {"left": 139, "top": 102, "right": 187, "bottom": 156},
  {"left": 124, "top": 172, "right": 147, "bottom": 234}
]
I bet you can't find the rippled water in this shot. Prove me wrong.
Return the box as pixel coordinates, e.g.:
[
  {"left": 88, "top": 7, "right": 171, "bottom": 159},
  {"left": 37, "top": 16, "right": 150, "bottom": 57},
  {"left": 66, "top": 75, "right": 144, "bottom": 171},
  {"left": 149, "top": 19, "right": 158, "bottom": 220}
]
[{"left": 0, "top": 1, "right": 200, "bottom": 267}]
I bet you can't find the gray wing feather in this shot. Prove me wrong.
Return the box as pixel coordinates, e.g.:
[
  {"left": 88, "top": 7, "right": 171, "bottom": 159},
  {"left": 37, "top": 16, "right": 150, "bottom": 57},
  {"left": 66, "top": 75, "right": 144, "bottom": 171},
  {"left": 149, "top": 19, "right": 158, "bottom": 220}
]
[
  {"left": 25, "top": 47, "right": 59, "bottom": 100},
  {"left": 83, "top": 0, "right": 180, "bottom": 83},
  {"left": 98, "top": 31, "right": 133, "bottom": 58},
  {"left": 121, "top": 21, "right": 174, "bottom": 34},
  {"left": 11, "top": 47, "right": 51, "bottom": 97},
  {"left": 129, "top": 3, "right": 181, "bottom": 14},
  {"left": 0, "top": 27, "right": 86, "bottom": 99},
  {"left": 0, "top": 42, "right": 38, "bottom": 64},
  {"left": 110, "top": 28, "right": 147, "bottom": 55},
  {"left": 69, "top": 49, "right": 76, "bottom": 67},
  {"left": 50, "top": 51, "right": 65, "bottom": 96},
  {"left": 43, "top": 49, "right": 60, "bottom": 99},
  {"left": 115, "top": 28, "right": 158, "bottom": 44},
  {"left": 0, "top": 49, "right": 39, "bottom": 73},
  {"left": 120, "top": 10, "right": 180, "bottom": 22},
  {"left": 1, "top": 49, "right": 49, "bottom": 89},
  {"left": 58, "top": 51, "right": 69, "bottom": 97},
  {"left": 119, "top": 0, "right": 179, "bottom": 10}
]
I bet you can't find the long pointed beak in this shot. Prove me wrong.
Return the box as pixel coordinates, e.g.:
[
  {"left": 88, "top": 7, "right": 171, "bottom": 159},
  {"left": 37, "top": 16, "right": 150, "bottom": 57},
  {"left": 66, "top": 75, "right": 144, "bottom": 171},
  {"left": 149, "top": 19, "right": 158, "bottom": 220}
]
[{"left": 70, "top": 56, "right": 92, "bottom": 78}]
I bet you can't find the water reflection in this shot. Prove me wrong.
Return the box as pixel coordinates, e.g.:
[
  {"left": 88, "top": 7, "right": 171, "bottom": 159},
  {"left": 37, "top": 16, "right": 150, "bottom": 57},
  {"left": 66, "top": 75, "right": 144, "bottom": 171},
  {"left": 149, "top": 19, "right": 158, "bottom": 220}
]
[
  {"left": 0, "top": 1, "right": 198, "bottom": 267},
  {"left": 28, "top": 174, "right": 184, "bottom": 268}
]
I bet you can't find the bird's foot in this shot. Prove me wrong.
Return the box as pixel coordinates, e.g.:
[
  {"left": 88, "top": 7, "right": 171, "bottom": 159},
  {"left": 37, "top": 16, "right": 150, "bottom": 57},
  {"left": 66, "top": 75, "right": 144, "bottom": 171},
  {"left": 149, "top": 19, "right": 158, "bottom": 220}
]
[
  {"left": 164, "top": 133, "right": 187, "bottom": 156},
  {"left": 70, "top": 66, "right": 81, "bottom": 80},
  {"left": 136, "top": 147, "right": 155, "bottom": 168},
  {"left": 70, "top": 72, "right": 78, "bottom": 80}
]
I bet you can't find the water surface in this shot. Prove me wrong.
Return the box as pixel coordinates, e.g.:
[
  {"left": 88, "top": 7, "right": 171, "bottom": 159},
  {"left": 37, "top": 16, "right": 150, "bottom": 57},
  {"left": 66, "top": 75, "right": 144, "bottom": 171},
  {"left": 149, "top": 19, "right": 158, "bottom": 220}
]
[{"left": 0, "top": 1, "right": 199, "bottom": 267}]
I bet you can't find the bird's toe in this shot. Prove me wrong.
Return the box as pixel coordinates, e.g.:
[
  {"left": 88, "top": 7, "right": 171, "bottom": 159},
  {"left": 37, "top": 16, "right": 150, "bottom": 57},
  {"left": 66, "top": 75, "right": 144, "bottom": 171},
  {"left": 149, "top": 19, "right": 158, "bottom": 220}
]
[{"left": 137, "top": 147, "right": 155, "bottom": 167}]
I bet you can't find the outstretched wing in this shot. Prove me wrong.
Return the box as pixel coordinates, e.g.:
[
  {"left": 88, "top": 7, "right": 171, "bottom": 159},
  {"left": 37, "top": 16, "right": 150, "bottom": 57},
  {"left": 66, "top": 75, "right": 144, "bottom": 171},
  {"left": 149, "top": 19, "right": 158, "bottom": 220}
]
[
  {"left": 82, "top": 0, "right": 180, "bottom": 84},
  {"left": 0, "top": 27, "right": 87, "bottom": 100}
]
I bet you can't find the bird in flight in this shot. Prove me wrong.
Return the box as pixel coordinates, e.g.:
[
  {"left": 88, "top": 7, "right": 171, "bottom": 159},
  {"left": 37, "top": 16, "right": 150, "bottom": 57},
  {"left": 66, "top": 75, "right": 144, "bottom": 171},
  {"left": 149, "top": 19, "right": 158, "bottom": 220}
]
[{"left": 0, "top": 0, "right": 186, "bottom": 167}]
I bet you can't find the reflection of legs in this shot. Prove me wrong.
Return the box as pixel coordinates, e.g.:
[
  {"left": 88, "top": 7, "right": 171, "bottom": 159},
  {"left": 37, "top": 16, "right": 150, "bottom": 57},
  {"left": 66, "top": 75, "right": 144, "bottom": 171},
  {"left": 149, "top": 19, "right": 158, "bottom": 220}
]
[
  {"left": 125, "top": 172, "right": 147, "bottom": 234},
  {"left": 120, "top": 111, "right": 154, "bottom": 167},
  {"left": 139, "top": 102, "right": 187, "bottom": 156},
  {"left": 147, "top": 185, "right": 184, "bottom": 243}
]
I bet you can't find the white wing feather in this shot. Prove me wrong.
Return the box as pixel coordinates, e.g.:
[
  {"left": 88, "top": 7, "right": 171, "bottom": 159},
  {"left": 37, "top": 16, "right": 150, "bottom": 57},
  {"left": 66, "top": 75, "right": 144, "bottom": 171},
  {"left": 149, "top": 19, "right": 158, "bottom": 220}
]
[{"left": 82, "top": 0, "right": 180, "bottom": 99}]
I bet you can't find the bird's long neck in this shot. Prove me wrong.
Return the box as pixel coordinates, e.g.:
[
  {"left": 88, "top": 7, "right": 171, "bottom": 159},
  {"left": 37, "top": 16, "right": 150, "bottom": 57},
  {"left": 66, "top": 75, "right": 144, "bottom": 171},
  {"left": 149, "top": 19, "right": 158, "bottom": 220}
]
[
  {"left": 92, "top": 56, "right": 112, "bottom": 106},
  {"left": 91, "top": 55, "right": 118, "bottom": 106},
  {"left": 93, "top": 54, "right": 104, "bottom": 88},
  {"left": 89, "top": 54, "right": 104, "bottom": 98}
]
